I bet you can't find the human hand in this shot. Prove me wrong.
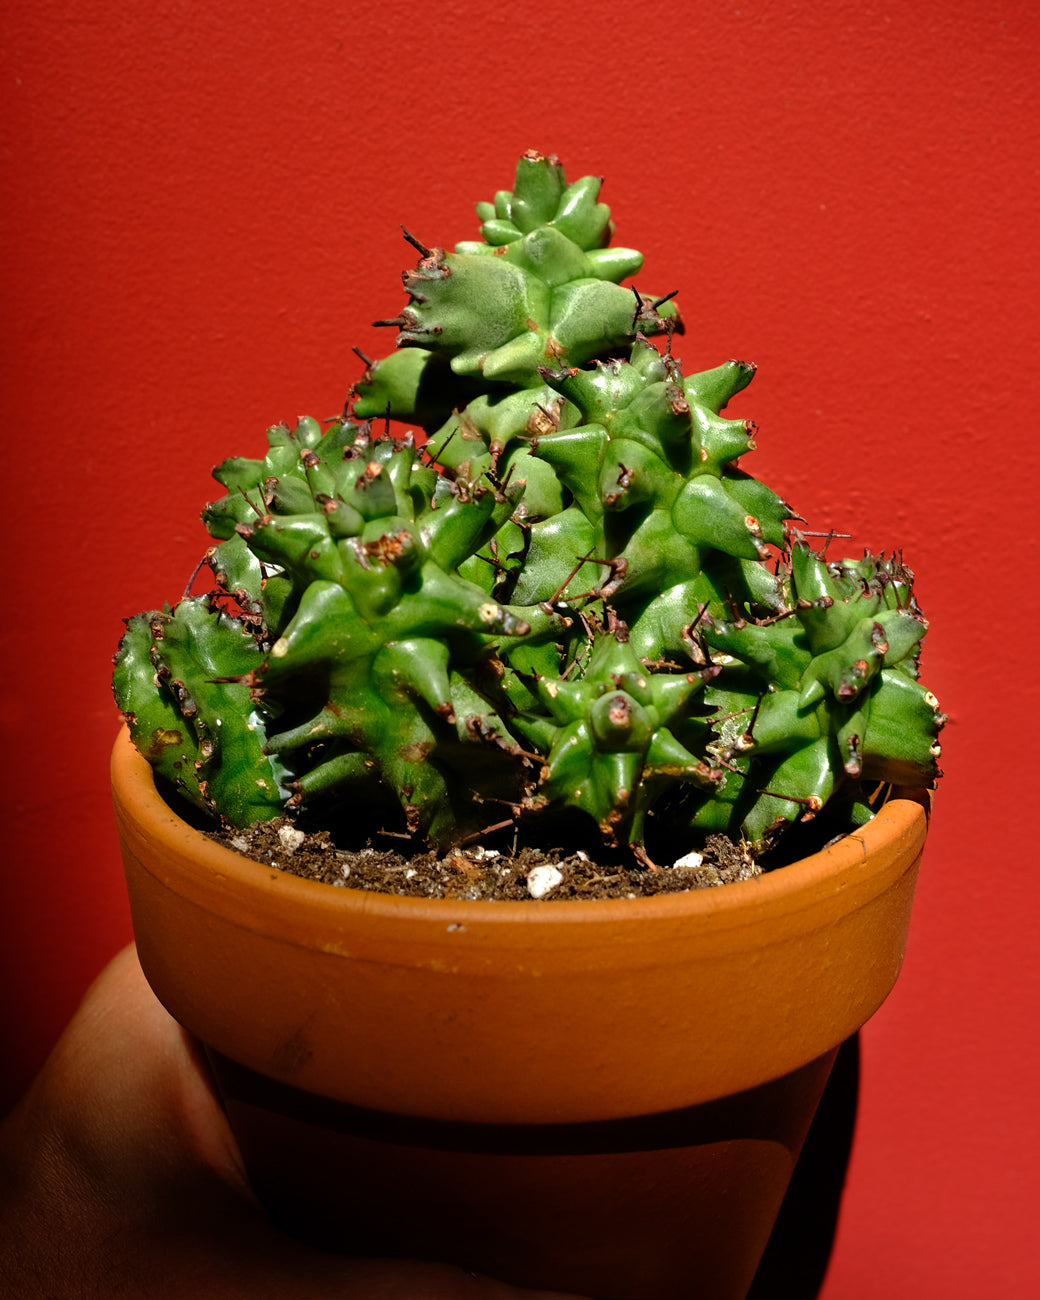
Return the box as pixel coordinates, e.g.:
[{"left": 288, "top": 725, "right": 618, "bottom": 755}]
[{"left": 0, "top": 944, "right": 585, "bottom": 1299}]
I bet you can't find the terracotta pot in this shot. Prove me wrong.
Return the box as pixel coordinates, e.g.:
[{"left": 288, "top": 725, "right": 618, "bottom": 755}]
[{"left": 111, "top": 727, "right": 930, "bottom": 1300}]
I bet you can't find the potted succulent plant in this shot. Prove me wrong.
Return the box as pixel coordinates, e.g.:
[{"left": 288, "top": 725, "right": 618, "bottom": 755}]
[{"left": 111, "top": 151, "right": 943, "bottom": 1300}]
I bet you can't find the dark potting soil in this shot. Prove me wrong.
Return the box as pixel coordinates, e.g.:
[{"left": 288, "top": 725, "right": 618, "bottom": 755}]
[{"left": 206, "top": 818, "right": 763, "bottom": 901}]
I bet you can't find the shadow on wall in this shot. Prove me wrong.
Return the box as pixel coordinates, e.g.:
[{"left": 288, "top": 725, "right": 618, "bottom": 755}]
[{"left": 748, "top": 1034, "right": 860, "bottom": 1298}]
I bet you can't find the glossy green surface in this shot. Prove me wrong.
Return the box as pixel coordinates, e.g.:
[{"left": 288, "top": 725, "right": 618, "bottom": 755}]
[{"left": 114, "top": 153, "right": 944, "bottom": 859}]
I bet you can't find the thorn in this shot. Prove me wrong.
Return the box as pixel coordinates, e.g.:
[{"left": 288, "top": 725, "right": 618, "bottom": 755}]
[
  {"left": 183, "top": 552, "right": 213, "bottom": 600},
  {"left": 495, "top": 461, "right": 516, "bottom": 496},
  {"left": 457, "top": 818, "right": 516, "bottom": 848},
  {"left": 686, "top": 604, "right": 711, "bottom": 633},
  {"left": 238, "top": 487, "right": 268, "bottom": 521},
  {"left": 545, "top": 548, "right": 611, "bottom": 606},
  {"left": 352, "top": 346, "right": 373, "bottom": 368},
  {"left": 373, "top": 316, "right": 408, "bottom": 329},
  {"left": 756, "top": 790, "right": 824, "bottom": 817},
  {"left": 400, "top": 225, "right": 432, "bottom": 257},
  {"left": 651, "top": 289, "right": 679, "bottom": 310},
  {"left": 743, "top": 694, "right": 764, "bottom": 745},
  {"left": 424, "top": 426, "right": 458, "bottom": 465},
  {"left": 755, "top": 606, "right": 799, "bottom": 626},
  {"left": 867, "top": 781, "right": 892, "bottom": 808},
  {"left": 632, "top": 843, "right": 659, "bottom": 871},
  {"left": 711, "top": 706, "right": 756, "bottom": 723},
  {"left": 591, "top": 554, "right": 628, "bottom": 602},
  {"left": 681, "top": 605, "right": 712, "bottom": 665},
  {"left": 723, "top": 588, "right": 746, "bottom": 626}
]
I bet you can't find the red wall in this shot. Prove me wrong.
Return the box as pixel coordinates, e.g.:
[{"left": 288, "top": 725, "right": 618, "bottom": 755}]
[{"left": 2, "top": 2, "right": 1037, "bottom": 1295}]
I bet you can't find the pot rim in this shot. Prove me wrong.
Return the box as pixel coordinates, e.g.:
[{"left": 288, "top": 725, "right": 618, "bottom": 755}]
[{"left": 111, "top": 726, "right": 930, "bottom": 937}]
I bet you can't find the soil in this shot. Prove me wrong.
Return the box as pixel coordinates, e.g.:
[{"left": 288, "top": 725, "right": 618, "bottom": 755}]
[{"left": 207, "top": 818, "right": 763, "bottom": 901}]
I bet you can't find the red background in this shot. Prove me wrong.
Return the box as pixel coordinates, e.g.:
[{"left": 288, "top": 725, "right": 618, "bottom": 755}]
[{"left": 2, "top": 2, "right": 1037, "bottom": 1294}]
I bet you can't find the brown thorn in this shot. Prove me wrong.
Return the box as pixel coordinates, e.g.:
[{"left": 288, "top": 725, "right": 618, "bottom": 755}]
[
  {"left": 546, "top": 549, "right": 601, "bottom": 606},
  {"left": 755, "top": 606, "right": 799, "bottom": 626},
  {"left": 534, "top": 402, "right": 556, "bottom": 421},
  {"left": 745, "top": 694, "right": 765, "bottom": 741},
  {"left": 687, "top": 603, "right": 710, "bottom": 633},
  {"left": 183, "top": 552, "right": 213, "bottom": 599},
  {"left": 721, "top": 588, "right": 746, "bottom": 626},
  {"left": 632, "top": 844, "right": 659, "bottom": 871},
  {"left": 867, "top": 781, "right": 893, "bottom": 808},
  {"left": 456, "top": 818, "right": 516, "bottom": 849},
  {"left": 400, "top": 225, "right": 432, "bottom": 257},
  {"left": 756, "top": 789, "right": 824, "bottom": 812},
  {"left": 238, "top": 486, "right": 268, "bottom": 520},
  {"left": 424, "top": 427, "right": 458, "bottom": 466},
  {"left": 711, "top": 706, "right": 756, "bottom": 723}
]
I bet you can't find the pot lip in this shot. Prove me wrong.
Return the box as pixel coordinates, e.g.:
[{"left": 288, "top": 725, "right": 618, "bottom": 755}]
[{"left": 111, "top": 725, "right": 930, "bottom": 930}]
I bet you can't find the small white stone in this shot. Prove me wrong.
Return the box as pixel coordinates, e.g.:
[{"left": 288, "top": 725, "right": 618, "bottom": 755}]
[
  {"left": 671, "top": 850, "right": 704, "bottom": 871},
  {"left": 277, "top": 825, "right": 306, "bottom": 853},
  {"left": 527, "top": 865, "right": 564, "bottom": 899},
  {"left": 405, "top": 868, "right": 416, "bottom": 879},
  {"left": 340, "top": 863, "right": 351, "bottom": 878},
  {"left": 229, "top": 836, "right": 250, "bottom": 853},
  {"left": 469, "top": 845, "right": 500, "bottom": 861}
]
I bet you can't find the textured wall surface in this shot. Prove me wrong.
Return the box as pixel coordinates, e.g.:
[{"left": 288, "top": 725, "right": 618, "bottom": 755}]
[{"left": 2, "top": 2, "right": 1037, "bottom": 1295}]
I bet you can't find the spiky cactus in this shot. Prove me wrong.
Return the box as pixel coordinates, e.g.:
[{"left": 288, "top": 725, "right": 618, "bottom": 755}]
[{"left": 114, "top": 151, "right": 944, "bottom": 868}]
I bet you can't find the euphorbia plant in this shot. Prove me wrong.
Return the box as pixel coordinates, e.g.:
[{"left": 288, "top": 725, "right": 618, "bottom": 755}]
[{"left": 113, "top": 151, "right": 944, "bottom": 874}]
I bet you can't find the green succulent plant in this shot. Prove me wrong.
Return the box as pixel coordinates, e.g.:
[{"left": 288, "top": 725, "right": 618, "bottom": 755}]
[{"left": 114, "top": 150, "right": 944, "bottom": 869}]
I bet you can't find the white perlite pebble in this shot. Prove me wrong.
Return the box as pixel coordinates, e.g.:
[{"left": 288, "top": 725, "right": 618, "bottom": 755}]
[
  {"left": 277, "top": 825, "right": 306, "bottom": 854},
  {"left": 671, "top": 850, "right": 704, "bottom": 871},
  {"left": 527, "top": 865, "right": 564, "bottom": 899}
]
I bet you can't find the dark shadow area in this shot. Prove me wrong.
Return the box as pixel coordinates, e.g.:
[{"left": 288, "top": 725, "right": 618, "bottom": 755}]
[
  {"left": 208, "top": 1040, "right": 857, "bottom": 1297},
  {"left": 747, "top": 1033, "right": 860, "bottom": 1299},
  {"left": 210, "top": 1046, "right": 833, "bottom": 1155}
]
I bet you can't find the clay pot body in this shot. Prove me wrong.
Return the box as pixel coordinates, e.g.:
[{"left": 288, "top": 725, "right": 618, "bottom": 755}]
[{"left": 111, "top": 728, "right": 930, "bottom": 1300}]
